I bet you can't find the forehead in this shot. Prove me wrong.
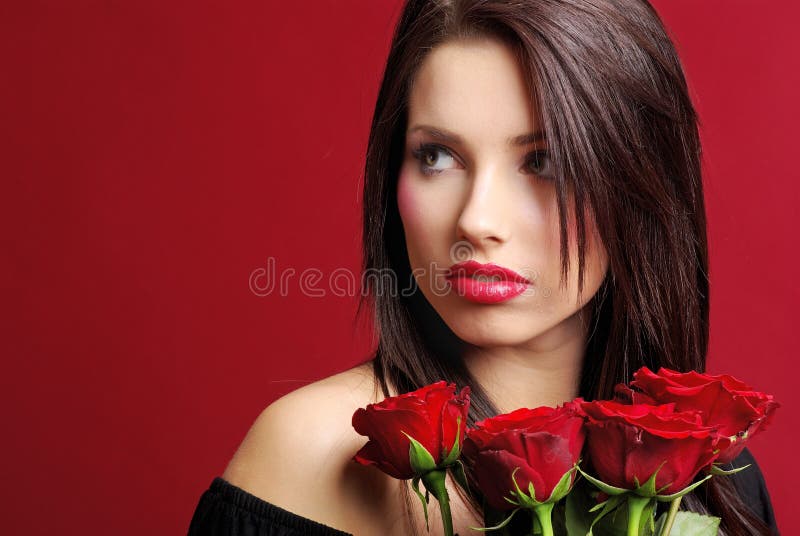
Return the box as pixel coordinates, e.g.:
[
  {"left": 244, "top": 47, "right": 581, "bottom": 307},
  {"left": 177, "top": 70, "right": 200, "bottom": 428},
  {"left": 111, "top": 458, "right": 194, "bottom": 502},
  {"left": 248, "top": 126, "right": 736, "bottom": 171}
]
[{"left": 407, "top": 38, "right": 538, "bottom": 144}]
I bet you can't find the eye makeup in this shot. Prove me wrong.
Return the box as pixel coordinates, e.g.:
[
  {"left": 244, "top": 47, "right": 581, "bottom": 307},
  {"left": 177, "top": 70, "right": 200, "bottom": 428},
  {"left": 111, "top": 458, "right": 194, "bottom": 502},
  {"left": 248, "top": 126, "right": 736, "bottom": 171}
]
[{"left": 410, "top": 142, "right": 554, "bottom": 179}]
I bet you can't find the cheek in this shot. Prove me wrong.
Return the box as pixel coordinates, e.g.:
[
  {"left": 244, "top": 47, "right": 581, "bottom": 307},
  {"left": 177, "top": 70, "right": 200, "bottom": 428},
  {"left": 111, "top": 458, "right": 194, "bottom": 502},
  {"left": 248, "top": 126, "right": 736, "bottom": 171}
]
[
  {"left": 396, "top": 170, "right": 429, "bottom": 265},
  {"left": 396, "top": 170, "right": 418, "bottom": 225},
  {"left": 397, "top": 169, "right": 457, "bottom": 276},
  {"left": 397, "top": 169, "right": 440, "bottom": 239}
]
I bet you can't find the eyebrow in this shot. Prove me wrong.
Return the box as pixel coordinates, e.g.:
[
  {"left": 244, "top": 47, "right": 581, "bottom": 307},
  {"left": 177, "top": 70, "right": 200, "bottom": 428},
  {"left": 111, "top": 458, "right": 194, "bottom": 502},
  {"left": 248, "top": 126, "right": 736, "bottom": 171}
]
[{"left": 406, "top": 124, "right": 547, "bottom": 146}]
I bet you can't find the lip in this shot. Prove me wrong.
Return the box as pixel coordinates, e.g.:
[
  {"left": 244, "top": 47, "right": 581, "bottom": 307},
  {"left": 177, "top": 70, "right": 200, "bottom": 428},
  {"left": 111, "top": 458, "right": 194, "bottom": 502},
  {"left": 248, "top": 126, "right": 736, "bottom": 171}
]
[
  {"left": 445, "top": 260, "right": 532, "bottom": 284},
  {"left": 445, "top": 260, "right": 531, "bottom": 304}
]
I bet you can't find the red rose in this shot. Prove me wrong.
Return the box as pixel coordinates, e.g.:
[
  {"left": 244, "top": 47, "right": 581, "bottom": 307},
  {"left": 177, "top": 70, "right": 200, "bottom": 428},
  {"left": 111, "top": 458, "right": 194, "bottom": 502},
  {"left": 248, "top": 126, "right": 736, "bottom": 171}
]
[
  {"left": 581, "top": 400, "right": 718, "bottom": 495},
  {"left": 352, "top": 381, "right": 470, "bottom": 479},
  {"left": 462, "top": 401, "right": 585, "bottom": 510},
  {"left": 629, "top": 367, "right": 779, "bottom": 463}
]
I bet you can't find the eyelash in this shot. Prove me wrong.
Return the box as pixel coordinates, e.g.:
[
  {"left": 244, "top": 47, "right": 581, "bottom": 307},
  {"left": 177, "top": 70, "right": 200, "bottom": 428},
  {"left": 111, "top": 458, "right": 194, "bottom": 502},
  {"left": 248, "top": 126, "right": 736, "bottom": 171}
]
[{"left": 410, "top": 143, "right": 553, "bottom": 179}]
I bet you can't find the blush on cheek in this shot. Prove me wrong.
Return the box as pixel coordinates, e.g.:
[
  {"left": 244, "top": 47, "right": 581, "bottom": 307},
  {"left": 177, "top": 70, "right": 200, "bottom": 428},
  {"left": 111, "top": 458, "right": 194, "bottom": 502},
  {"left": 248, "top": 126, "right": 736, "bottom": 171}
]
[{"left": 396, "top": 171, "right": 419, "bottom": 224}]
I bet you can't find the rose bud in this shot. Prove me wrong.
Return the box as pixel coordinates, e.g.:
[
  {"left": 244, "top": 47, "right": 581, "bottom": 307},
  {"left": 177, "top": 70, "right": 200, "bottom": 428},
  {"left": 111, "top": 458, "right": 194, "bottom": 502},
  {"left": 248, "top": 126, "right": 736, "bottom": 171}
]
[{"left": 351, "top": 381, "right": 470, "bottom": 479}]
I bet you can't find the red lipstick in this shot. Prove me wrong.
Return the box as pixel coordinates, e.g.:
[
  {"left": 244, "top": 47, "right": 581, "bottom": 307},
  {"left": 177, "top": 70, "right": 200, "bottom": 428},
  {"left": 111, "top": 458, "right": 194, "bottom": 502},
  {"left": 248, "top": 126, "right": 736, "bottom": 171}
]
[{"left": 445, "top": 260, "right": 531, "bottom": 304}]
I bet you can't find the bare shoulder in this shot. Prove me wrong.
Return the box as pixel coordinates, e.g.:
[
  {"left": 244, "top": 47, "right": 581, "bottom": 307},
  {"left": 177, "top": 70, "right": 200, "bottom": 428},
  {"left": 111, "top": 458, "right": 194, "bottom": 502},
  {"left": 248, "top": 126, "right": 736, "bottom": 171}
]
[{"left": 221, "top": 361, "right": 400, "bottom": 532}]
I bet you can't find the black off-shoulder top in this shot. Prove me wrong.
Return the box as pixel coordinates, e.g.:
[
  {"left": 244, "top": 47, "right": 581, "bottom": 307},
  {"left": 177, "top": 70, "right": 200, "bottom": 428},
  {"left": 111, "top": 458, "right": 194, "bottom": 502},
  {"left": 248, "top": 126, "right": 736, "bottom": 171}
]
[
  {"left": 187, "top": 476, "right": 351, "bottom": 535},
  {"left": 187, "top": 448, "right": 778, "bottom": 535}
]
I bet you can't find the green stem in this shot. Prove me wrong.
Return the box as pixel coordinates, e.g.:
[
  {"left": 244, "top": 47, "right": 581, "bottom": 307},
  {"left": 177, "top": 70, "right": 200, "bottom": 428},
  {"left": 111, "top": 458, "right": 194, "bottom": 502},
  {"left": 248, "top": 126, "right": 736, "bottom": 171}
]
[
  {"left": 626, "top": 495, "right": 651, "bottom": 536},
  {"left": 532, "top": 502, "right": 555, "bottom": 536},
  {"left": 422, "top": 469, "right": 454, "bottom": 536},
  {"left": 660, "top": 497, "right": 682, "bottom": 536}
]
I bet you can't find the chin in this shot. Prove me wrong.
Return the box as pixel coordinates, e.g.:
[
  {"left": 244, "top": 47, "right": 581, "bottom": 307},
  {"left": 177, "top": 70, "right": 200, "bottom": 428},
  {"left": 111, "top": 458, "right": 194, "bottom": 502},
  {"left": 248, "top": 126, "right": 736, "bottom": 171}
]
[{"left": 444, "top": 316, "right": 548, "bottom": 348}]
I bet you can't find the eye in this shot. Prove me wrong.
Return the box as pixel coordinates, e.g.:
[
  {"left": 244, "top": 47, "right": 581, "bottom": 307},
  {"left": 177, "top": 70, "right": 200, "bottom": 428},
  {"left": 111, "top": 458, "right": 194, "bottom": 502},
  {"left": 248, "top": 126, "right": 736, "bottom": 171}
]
[
  {"left": 525, "top": 150, "right": 554, "bottom": 179},
  {"left": 411, "top": 143, "right": 459, "bottom": 176}
]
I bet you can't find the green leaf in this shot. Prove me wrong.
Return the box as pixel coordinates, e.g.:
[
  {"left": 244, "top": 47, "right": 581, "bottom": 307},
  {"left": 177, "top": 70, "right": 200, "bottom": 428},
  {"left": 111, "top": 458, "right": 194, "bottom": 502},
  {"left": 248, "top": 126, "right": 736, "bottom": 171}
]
[
  {"left": 565, "top": 483, "right": 595, "bottom": 536},
  {"left": 551, "top": 501, "right": 569, "bottom": 536},
  {"left": 589, "top": 495, "right": 626, "bottom": 535},
  {"left": 577, "top": 466, "right": 630, "bottom": 496},
  {"left": 441, "top": 415, "right": 463, "bottom": 466},
  {"left": 547, "top": 465, "right": 578, "bottom": 503},
  {"left": 607, "top": 501, "right": 633, "bottom": 536},
  {"left": 508, "top": 467, "right": 536, "bottom": 509},
  {"left": 635, "top": 462, "right": 666, "bottom": 497},
  {"left": 709, "top": 463, "right": 751, "bottom": 476},
  {"left": 655, "top": 511, "right": 720, "bottom": 536},
  {"left": 589, "top": 500, "right": 608, "bottom": 514},
  {"left": 654, "top": 512, "right": 667, "bottom": 536},
  {"left": 403, "top": 432, "right": 437, "bottom": 475},
  {"left": 656, "top": 474, "right": 713, "bottom": 502}
]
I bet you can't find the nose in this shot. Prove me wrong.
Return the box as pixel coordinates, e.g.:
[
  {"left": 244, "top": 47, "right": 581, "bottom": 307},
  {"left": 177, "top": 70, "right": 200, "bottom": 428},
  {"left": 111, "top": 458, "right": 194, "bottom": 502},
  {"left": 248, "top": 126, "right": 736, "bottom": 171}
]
[{"left": 455, "top": 162, "right": 512, "bottom": 249}]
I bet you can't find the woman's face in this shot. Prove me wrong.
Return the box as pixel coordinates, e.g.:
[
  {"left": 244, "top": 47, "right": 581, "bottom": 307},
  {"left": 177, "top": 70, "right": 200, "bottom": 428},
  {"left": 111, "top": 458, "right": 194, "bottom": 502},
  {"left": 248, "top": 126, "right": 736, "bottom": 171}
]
[{"left": 397, "top": 37, "right": 609, "bottom": 351}]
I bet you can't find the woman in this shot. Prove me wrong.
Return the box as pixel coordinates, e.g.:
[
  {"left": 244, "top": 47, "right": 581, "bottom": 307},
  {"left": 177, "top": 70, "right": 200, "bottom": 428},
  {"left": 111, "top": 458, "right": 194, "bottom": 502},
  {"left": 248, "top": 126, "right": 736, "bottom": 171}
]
[{"left": 189, "top": 0, "right": 778, "bottom": 534}]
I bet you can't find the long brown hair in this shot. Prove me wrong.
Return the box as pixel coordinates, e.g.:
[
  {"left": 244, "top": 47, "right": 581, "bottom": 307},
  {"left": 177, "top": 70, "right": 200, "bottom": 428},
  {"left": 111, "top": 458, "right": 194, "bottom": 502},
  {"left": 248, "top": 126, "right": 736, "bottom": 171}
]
[{"left": 356, "top": 0, "right": 770, "bottom": 534}]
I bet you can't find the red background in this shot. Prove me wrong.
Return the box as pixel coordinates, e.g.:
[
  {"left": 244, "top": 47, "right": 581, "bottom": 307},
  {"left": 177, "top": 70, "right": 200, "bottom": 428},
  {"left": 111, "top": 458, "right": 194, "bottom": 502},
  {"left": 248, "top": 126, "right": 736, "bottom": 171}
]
[{"left": 1, "top": 1, "right": 796, "bottom": 534}]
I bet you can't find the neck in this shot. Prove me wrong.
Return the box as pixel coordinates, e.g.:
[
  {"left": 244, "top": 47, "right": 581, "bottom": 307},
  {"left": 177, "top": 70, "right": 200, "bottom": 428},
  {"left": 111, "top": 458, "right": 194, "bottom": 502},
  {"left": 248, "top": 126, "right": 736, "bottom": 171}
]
[{"left": 462, "top": 309, "right": 588, "bottom": 413}]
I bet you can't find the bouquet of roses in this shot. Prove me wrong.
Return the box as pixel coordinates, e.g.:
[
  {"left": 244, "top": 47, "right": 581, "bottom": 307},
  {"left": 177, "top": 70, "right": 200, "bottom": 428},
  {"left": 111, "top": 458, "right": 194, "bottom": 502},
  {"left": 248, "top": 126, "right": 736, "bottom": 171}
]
[{"left": 351, "top": 366, "right": 778, "bottom": 536}]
